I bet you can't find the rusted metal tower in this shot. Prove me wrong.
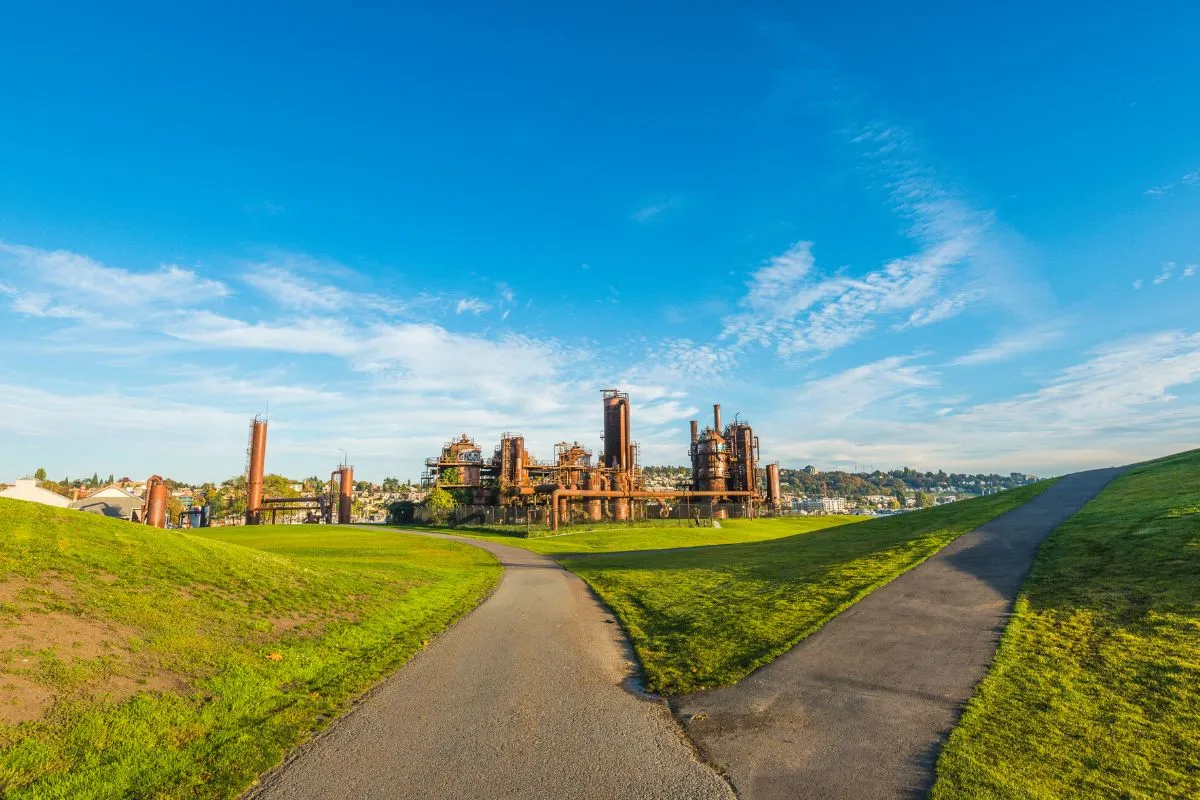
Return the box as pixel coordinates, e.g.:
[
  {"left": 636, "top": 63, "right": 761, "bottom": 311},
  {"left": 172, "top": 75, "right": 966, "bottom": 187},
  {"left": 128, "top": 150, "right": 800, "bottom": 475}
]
[
  {"left": 246, "top": 416, "right": 268, "bottom": 525},
  {"left": 143, "top": 475, "right": 169, "bottom": 529},
  {"left": 766, "top": 463, "right": 782, "bottom": 509},
  {"left": 601, "top": 389, "right": 631, "bottom": 470},
  {"left": 337, "top": 465, "right": 354, "bottom": 524}
]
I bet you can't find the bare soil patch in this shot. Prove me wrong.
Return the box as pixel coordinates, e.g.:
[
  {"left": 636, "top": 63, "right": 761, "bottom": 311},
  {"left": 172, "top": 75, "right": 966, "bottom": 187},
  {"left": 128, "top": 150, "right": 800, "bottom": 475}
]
[
  {"left": 0, "top": 575, "right": 189, "bottom": 726},
  {"left": 0, "top": 674, "right": 54, "bottom": 725}
]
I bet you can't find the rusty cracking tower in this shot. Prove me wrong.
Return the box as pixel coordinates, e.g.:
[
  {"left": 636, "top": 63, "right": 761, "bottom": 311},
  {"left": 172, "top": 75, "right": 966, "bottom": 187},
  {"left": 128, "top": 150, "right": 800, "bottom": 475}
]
[{"left": 246, "top": 416, "right": 268, "bottom": 525}]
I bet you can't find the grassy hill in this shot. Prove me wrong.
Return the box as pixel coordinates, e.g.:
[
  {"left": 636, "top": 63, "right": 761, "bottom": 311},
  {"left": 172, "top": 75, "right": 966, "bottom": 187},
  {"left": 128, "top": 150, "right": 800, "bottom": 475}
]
[
  {"left": 0, "top": 503, "right": 500, "bottom": 799},
  {"left": 932, "top": 450, "right": 1200, "bottom": 799},
  {"left": 564, "top": 482, "right": 1052, "bottom": 695}
]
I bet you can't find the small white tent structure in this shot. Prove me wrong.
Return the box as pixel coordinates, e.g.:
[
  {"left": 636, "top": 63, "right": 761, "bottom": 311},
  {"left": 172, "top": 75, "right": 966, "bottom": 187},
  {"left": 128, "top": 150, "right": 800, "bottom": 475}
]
[{"left": 0, "top": 477, "right": 71, "bottom": 508}]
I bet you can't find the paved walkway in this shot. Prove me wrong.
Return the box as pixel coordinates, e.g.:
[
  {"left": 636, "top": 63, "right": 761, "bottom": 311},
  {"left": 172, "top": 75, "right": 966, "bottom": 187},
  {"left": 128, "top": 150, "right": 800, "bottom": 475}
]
[
  {"left": 673, "top": 467, "right": 1123, "bottom": 800},
  {"left": 248, "top": 533, "right": 732, "bottom": 800}
]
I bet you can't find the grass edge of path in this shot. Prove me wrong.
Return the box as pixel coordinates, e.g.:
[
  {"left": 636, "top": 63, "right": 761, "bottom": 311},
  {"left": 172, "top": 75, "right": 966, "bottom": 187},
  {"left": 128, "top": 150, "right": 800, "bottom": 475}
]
[
  {"left": 929, "top": 450, "right": 1200, "bottom": 800},
  {"left": 563, "top": 481, "right": 1056, "bottom": 696}
]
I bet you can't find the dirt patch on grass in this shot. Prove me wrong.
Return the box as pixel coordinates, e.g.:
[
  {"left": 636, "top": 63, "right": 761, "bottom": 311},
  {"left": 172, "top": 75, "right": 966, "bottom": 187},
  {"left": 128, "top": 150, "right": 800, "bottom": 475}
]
[
  {"left": 0, "top": 575, "right": 78, "bottom": 608},
  {"left": 0, "top": 575, "right": 189, "bottom": 726},
  {"left": 100, "top": 668, "right": 189, "bottom": 700},
  {"left": 0, "top": 611, "right": 133, "bottom": 659},
  {"left": 0, "top": 674, "right": 54, "bottom": 725}
]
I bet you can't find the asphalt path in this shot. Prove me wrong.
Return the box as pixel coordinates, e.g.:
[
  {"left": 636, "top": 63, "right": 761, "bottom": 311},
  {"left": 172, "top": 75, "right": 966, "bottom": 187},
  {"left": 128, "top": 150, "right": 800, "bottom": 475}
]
[
  {"left": 247, "top": 532, "right": 733, "bottom": 800},
  {"left": 672, "top": 467, "right": 1124, "bottom": 800}
]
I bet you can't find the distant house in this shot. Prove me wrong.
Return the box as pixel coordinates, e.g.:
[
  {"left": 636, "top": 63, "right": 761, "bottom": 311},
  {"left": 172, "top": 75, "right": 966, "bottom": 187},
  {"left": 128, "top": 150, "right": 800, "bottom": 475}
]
[
  {"left": 0, "top": 477, "right": 72, "bottom": 508},
  {"left": 70, "top": 484, "right": 144, "bottom": 522}
]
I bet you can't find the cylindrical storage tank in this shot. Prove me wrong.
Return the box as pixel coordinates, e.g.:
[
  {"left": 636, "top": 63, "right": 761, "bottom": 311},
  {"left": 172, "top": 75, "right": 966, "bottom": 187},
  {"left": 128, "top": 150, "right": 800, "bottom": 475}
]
[
  {"left": 602, "top": 391, "right": 630, "bottom": 470},
  {"left": 767, "top": 463, "right": 782, "bottom": 508},
  {"left": 713, "top": 404, "right": 722, "bottom": 432},
  {"left": 587, "top": 499, "right": 603, "bottom": 521},
  {"left": 246, "top": 418, "right": 268, "bottom": 525},
  {"left": 613, "top": 497, "right": 630, "bottom": 521},
  {"left": 338, "top": 466, "right": 354, "bottom": 524},
  {"left": 145, "top": 478, "right": 168, "bottom": 529},
  {"left": 558, "top": 496, "right": 569, "bottom": 522}
]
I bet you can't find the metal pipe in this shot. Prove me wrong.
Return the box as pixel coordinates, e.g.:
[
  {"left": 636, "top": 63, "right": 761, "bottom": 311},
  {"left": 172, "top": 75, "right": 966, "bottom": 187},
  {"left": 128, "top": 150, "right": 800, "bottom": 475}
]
[
  {"left": 546, "top": 487, "right": 754, "bottom": 530},
  {"left": 690, "top": 420, "right": 698, "bottom": 444},
  {"left": 713, "top": 403, "right": 722, "bottom": 432}
]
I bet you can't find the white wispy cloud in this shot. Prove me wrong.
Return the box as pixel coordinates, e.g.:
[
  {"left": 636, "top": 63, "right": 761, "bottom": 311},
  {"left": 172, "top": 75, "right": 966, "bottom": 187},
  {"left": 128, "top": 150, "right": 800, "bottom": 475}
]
[
  {"left": 1133, "top": 279, "right": 1143, "bottom": 290},
  {"left": 722, "top": 105, "right": 1007, "bottom": 360},
  {"left": 632, "top": 198, "right": 676, "bottom": 223},
  {"left": 790, "top": 354, "right": 938, "bottom": 424},
  {"left": 902, "top": 289, "right": 984, "bottom": 329},
  {"left": 1144, "top": 168, "right": 1200, "bottom": 198},
  {"left": 455, "top": 297, "right": 491, "bottom": 315},
  {"left": 242, "top": 260, "right": 405, "bottom": 315},
  {"left": 1153, "top": 262, "right": 1176, "bottom": 285},
  {"left": 764, "top": 330, "right": 1200, "bottom": 474},
  {"left": 165, "top": 312, "right": 358, "bottom": 357},
  {"left": 0, "top": 241, "right": 229, "bottom": 308},
  {"left": 1183, "top": 265, "right": 1197, "bottom": 278},
  {"left": 634, "top": 338, "right": 743, "bottom": 383},
  {"left": 951, "top": 325, "right": 1064, "bottom": 366},
  {"left": 7, "top": 291, "right": 130, "bottom": 328}
]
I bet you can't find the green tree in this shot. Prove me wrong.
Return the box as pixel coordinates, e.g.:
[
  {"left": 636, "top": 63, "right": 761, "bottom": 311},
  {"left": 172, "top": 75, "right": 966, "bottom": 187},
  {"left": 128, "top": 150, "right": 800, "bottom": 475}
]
[
  {"left": 166, "top": 494, "right": 184, "bottom": 526},
  {"left": 425, "top": 487, "right": 457, "bottom": 525},
  {"left": 917, "top": 491, "right": 935, "bottom": 509},
  {"left": 262, "top": 474, "right": 300, "bottom": 499},
  {"left": 382, "top": 477, "right": 401, "bottom": 492},
  {"left": 91, "top": 472, "right": 99, "bottom": 486},
  {"left": 439, "top": 467, "right": 462, "bottom": 486},
  {"left": 34, "top": 467, "right": 47, "bottom": 482}
]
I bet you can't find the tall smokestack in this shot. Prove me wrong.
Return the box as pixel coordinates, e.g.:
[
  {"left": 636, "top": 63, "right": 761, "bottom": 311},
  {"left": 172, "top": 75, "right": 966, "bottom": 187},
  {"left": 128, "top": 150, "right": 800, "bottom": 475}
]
[
  {"left": 246, "top": 417, "right": 267, "bottom": 525},
  {"left": 338, "top": 466, "right": 354, "bottom": 524},
  {"left": 690, "top": 420, "right": 699, "bottom": 444},
  {"left": 713, "top": 403, "right": 722, "bottom": 432}
]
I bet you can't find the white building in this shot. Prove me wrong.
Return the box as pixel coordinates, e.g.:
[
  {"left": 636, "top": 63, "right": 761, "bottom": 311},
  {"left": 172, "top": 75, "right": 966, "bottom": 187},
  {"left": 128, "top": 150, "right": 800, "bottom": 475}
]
[
  {"left": 0, "top": 478, "right": 72, "bottom": 508},
  {"left": 798, "top": 496, "right": 848, "bottom": 514}
]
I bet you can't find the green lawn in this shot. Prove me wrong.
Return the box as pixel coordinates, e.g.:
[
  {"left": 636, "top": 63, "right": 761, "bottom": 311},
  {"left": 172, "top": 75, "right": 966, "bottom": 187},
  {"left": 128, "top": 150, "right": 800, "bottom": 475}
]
[
  {"left": 931, "top": 450, "right": 1200, "bottom": 800},
  {"left": 440, "top": 514, "right": 862, "bottom": 555},
  {"left": 0, "top": 505, "right": 500, "bottom": 799},
  {"left": 565, "top": 483, "right": 1052, "bottom": 695}
]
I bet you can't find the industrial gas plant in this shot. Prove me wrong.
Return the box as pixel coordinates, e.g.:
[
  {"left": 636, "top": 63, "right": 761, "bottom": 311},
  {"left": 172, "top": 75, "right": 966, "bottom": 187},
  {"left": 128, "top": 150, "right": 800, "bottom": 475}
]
[
  {"left": 423, "top": 389, "right": 783, "bottom": 530},
  {"left": 132, "top": 388, "right": 780, "bottom": 531},
  {"left": 243, "top": 416, "right": 355, "bottom": 526}
]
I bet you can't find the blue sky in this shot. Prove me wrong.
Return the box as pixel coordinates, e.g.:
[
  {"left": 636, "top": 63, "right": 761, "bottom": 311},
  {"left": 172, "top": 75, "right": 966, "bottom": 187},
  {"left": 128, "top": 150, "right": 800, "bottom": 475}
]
[{"left": 2, "top": 1, "right": 1198, "bottom": 483}]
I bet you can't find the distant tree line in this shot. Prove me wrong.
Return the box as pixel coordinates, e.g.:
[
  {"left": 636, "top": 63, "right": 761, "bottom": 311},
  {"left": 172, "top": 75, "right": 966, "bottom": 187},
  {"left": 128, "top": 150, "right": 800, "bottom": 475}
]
[{"left": 639, "top": 464, "right": 1031, "bottom": 499}]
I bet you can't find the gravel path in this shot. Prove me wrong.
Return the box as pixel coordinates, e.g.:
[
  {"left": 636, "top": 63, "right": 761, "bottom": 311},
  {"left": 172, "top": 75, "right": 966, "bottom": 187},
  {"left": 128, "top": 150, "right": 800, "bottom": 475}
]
[
  {"left": 672, "top": 467, "right": 1124, "bottom": 800},
  {"left": 247, "top": 532, "right": 733, "bottom": 800}
]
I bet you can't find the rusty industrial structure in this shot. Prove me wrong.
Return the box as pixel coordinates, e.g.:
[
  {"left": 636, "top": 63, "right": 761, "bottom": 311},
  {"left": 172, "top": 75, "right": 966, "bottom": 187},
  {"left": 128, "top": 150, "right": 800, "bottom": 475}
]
[
  {"left": 242, "top": 415, "right": 354, "bottom": 525},
  {"left": 142, "top": 475, "right": 169, "bottom": 528},
  {"left": 424, "top": 389, "right": 783, "bottom": 530}
]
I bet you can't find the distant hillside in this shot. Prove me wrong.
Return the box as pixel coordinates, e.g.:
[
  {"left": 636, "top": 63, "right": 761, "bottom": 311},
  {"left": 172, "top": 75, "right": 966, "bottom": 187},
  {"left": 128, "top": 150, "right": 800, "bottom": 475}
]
[{"left": 640, "top": 465, "right": 1035, "bottom": 497}]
